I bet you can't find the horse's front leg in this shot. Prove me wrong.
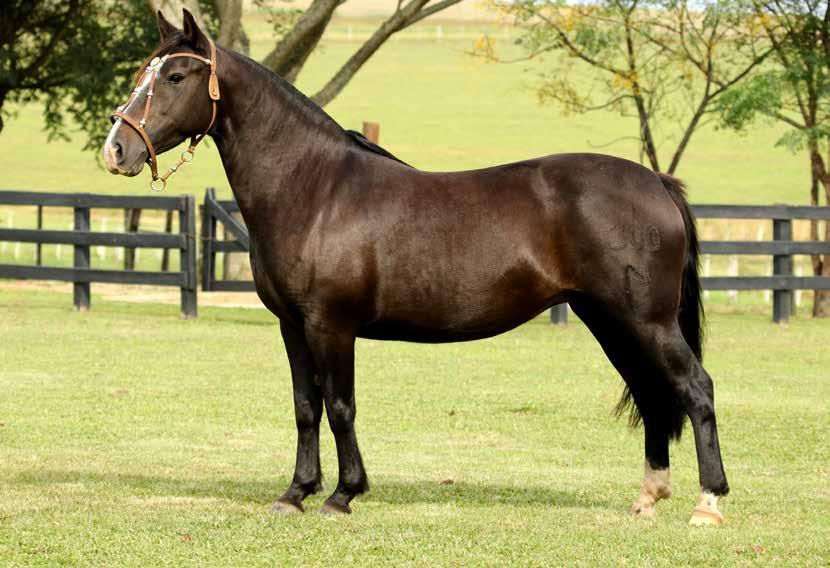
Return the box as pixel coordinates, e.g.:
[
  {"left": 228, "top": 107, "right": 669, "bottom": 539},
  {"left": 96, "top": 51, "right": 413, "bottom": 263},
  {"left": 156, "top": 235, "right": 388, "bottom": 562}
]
[
  {"left": 272, "top": 322, "right": 324, "bottom": 514},
  {"left": 305, "top": 323, "right": 368, "bottom": 515}
]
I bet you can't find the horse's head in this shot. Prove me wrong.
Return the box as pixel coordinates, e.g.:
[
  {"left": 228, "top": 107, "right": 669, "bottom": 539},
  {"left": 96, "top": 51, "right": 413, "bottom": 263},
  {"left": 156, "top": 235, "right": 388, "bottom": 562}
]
[{"left": 103, "top": 10, "right": 219, "bottom": 187}]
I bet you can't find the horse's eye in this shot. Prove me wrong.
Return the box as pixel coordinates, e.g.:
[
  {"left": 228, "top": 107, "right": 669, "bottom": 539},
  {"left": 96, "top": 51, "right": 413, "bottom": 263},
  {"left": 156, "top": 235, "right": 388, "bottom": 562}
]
[{"left": 168, "top": 73, "right": 185, "bottom": 84}]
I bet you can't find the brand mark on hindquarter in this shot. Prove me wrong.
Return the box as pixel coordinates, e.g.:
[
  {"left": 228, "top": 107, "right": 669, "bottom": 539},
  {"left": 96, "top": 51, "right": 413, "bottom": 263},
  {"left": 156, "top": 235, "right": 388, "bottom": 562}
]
[{"left": 607, "top": 223, "right": 661, "bottom": 251}]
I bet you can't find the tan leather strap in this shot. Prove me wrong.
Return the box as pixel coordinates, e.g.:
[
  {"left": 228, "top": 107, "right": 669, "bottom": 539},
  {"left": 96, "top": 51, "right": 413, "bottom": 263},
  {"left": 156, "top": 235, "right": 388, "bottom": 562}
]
[
  {"left": 112, "top": 109, "right": 160, "bottom": 181},
  {"left": 111, "top": 40, "right": 219, "bottom": 191}
]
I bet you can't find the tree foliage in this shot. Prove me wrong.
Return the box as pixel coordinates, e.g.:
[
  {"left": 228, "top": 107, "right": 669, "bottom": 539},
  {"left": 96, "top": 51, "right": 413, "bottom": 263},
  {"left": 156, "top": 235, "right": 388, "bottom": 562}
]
[
  {"left": 719, "top": 1, "right": 830, "bottom": 151},
  {"left": 718, "top": 0, "right": 830, "bottom": 316},
  {"left": 486, "top": 0, "right": 771, "bottom": 174},
  {"left": 0, "top": 0, "right": 157, "bottom": 147},
  {"left": 1, "top": 0, "right": 464, "bottom": 148}
]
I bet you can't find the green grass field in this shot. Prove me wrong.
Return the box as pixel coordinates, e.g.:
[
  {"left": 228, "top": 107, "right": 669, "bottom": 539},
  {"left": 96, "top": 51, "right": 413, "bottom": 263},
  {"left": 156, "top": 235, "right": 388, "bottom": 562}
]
[
  {"left": 0, "top": 15, "right": 827, "bottom": 564},
  {"left": 0, "top": 289, "right": 828, "bottom": 566}
]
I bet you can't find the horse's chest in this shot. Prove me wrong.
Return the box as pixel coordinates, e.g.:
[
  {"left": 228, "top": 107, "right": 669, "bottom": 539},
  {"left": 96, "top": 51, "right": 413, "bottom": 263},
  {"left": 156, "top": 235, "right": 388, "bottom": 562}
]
[{"left": 248, "top": 236, "right": 312, "bottom": 324}]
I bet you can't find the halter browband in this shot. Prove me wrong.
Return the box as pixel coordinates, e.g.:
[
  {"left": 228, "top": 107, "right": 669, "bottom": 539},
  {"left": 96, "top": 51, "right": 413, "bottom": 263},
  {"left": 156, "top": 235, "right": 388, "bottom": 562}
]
[{"left": 112, "top": 40, "right": 220, "bottom": 191}]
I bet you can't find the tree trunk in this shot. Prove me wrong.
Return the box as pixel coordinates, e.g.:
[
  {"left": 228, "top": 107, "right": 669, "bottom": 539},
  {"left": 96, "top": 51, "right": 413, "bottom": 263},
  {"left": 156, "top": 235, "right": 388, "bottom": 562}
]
[
  {"left": 809, "top": 145, "right": 830, "bottom": 316},
  {"left": 148, "top": 0, "right": 207, "bottom": 28},
  {"left": 261, "top": 0, "right": 342, "bottom": 79},
  {"left": 0, "top": 88, "right": 7, "bottom": 135},
  {"left": 817, "top": 221, "right": 830, "bottom": 317},
  {"left": 667, "top": 93, "right": 710, "bottom": 174},
  {"left": 622, "top": 19, "right": 660, "bottom": 172},
  {"left": 282, "top": 15, "right": 332, "bottom": 83},
  {"left": 312, "top": 0, "right": 429, "bottom": 106},
  {"left": 215, "top": 0, "right": 249, "bottom": 54}
]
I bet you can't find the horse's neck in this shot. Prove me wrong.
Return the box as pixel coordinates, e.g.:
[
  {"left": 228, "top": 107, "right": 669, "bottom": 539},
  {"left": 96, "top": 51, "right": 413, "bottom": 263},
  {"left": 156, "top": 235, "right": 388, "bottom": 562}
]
[{"left": 211, "top": 49, "right": 347, "bottom": 219}]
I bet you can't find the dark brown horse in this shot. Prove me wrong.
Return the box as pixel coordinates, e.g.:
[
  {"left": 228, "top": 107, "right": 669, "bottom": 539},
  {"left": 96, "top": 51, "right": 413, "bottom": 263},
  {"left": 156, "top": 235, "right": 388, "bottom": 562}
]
[{"left": 103, "top": 10, "right": 728, "bottom": 524}]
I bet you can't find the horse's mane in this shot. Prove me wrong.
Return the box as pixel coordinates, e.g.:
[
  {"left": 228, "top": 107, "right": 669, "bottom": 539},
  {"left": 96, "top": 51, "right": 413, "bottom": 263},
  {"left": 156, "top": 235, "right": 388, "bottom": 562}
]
[{"left": 345, "top": 130, "right": 410, "bottom": 167}]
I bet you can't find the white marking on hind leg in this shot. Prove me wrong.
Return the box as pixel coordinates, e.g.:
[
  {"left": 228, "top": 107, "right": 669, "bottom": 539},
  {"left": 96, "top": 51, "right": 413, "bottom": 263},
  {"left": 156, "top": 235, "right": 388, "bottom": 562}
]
[
  {"left": 630, "top": 461, "right": 671, "bottom": 518},
  {"left": 689, "top": 491, "right": 725, "bottom": 526}
]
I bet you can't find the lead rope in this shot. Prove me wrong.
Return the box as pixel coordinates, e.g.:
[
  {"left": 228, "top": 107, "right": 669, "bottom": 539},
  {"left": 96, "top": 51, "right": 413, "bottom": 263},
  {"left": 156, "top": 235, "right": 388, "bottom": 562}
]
[{"left": 111, "top": 40, "right": 220, "bottom": 192}]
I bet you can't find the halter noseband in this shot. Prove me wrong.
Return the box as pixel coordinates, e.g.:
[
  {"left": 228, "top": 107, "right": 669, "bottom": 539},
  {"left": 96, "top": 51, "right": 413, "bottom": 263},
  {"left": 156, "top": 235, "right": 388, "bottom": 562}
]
[{"left": 112, "top": 40, "right": 220, "bottom": 191}]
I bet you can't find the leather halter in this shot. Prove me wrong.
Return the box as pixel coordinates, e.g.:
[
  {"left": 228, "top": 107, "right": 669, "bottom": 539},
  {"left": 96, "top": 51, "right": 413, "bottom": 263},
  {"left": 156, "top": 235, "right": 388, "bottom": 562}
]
[{"left": 111, "top": 40, "right": 220, "bottom": 191}]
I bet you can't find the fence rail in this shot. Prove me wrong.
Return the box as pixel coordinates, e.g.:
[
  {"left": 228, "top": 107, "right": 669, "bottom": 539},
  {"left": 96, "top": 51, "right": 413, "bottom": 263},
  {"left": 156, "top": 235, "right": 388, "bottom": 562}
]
[
  {"left": 0, "top": 190, "right": 197, "bottom": 317},
  {"left": 201, "top": 188, "right": 255, "bottom": 292},
  {"left": 4, "top": 190, "right": 829, "bottom": 324}
]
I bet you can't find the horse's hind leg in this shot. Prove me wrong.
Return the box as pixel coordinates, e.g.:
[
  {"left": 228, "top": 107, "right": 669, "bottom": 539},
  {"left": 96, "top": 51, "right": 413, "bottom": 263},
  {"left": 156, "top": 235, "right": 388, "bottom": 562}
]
[
  {"left": 273, "top": 323, "right": 324, "bottom": 514},
  {"left": 570, "top": 297, "right": 674, "bottom": 519},
  {"left": 649, "top": 330, "right": 730, "bottom": 525},
  {"left": 571, "top": 296, "right": 728, "bottom": 524}
]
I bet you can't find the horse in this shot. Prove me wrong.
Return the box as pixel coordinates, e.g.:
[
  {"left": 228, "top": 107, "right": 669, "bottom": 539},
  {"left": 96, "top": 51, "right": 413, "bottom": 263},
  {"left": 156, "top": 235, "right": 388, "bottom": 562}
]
[{"left": 103, "top": 9, "right": 729, "bottom": 525}]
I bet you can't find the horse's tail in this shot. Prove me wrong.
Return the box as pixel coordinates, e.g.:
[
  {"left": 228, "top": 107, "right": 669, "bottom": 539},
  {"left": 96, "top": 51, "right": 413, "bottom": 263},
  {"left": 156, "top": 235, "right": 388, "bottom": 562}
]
[
  {"left": 615, "top": 173, "right": 703, "bottom": 441},
  {"left": 660, "top": 173, "right": 704, "bottom": 362}
]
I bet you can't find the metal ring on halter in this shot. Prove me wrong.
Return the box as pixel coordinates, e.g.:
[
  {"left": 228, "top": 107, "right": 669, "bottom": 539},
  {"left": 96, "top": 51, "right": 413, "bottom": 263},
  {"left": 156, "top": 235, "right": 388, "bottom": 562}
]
[
  {"left": 181, "top": 150, "right": 195, "bottom": 163},
  {"left": 150, "top": 178, "right": 166, "bottom": 192}
]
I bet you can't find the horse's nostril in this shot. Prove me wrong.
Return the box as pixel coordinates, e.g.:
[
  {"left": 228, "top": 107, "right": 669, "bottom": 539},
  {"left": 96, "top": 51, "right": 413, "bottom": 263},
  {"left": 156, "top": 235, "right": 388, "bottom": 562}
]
[{"left": 114, "top": 143, "right": 123, "bottom": 159}]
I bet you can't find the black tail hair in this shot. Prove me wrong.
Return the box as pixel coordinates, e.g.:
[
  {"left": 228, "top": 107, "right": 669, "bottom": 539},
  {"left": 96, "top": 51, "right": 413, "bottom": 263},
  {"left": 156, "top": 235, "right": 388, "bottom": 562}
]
[
  {"left": 660, "top": 173, "right": 704, "bottom": 361},
  {"left": 614, "top": 173, "right": 704, "bottom": 440}
]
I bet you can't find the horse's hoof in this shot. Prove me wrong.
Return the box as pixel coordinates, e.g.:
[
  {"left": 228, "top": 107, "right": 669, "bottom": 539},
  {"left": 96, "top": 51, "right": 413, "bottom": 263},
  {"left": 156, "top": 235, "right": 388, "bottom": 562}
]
[
  {"left": 271, "top": 500, "right": 304, "bottom": 515},
  {"left": 689, "top": 492, "right": 725, "bottom": 526},
  {"left": 319, "top": 501, "right": 351, "bottom": 516},
  {"left": 630, "top": 501, "right": 657, "bottom": 519},
  {"left": 689, "top": 507, "right": 725, "bottom": 526}
]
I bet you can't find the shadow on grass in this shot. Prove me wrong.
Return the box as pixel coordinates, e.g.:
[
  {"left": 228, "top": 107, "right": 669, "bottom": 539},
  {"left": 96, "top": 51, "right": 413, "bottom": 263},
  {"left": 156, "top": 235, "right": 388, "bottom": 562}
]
[{"left": 6, "top": 469, "right": 609, "bottom": 510}]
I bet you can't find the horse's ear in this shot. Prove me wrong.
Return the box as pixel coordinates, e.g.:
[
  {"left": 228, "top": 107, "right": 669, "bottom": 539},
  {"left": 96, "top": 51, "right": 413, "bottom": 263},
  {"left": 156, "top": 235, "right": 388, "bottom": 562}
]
[
  {"left": 182, "top": 8, "right": 211, "bottom": 53},
  {"left": 156, "top": 10, "right": 179, "bottom": 40}
]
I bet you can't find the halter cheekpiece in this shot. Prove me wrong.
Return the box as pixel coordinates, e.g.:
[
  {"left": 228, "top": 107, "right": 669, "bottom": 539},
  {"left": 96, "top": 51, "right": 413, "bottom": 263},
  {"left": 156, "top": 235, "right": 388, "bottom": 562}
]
[{"left": 111, "top": 40, "right": 220, "bottom": 191}]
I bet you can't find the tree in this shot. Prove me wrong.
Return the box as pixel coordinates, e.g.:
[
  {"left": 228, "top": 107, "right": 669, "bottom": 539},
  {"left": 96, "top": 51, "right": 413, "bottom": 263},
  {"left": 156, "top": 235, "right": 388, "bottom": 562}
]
[
  {"left": 0, "top": 1, "right": 157, "bottom": 144},
  {"left": 0, "top": 0, "right": 463, "bottom": 147},
  {"left": 155, "top": 0, "right": 465, "bottom": 106},
  {"left": 719, "top": 0, "right": 830, "bottom": 316},
  {"left": 484, "top": 0, "right": 770, "bottom": 174}
]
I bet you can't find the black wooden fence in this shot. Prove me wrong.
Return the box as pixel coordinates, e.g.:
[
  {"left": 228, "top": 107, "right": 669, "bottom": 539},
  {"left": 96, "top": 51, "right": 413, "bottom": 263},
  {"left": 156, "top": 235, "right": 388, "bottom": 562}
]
[
  {"left": 203, "top": 194, "right": 830, "bottom": 324},
  {"left": 201, "top": 187, "right": 254, "bottom": 292},
  {"left": 6, "top": 190, "right": 826, "bottom": 324},
  {"left": 0, "top": 191, "right": 198, "bottom": 317}
]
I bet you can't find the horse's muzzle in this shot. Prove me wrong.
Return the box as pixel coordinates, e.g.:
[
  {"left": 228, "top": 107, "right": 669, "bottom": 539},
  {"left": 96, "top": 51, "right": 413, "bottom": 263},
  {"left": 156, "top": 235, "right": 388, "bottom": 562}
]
[{"left": 102, "top": 139, "right": 146, "bottom": 177}]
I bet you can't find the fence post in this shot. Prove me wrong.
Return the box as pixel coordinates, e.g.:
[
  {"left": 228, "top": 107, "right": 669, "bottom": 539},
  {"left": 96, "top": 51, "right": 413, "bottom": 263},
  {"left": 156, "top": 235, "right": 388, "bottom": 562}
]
[
  {"left": 124, "top": 208, "right": 141, "bottom": 269},
  {"left": 362, "top": 121, "right": 380, "bottom": 143},
  {"left": 73, "top": 206, "right": 91, "bottom": 311},
  {"left": 161, "top": 210, "right": 173, "bottom": 271},
  {"left": 772, "top": 216, "right": 792, "bottom": 324},
  {"left": 179, "top": 195, "right": 198, "bottom": 318},
  {"left": 550, "top": 303, "right": 568, "bottom": 325},
  {"left": 201, "top": 188, "right": 217, "bottom": 292},
  {"left": 36, "top": 205, "right": 43, "bottom": 266}
]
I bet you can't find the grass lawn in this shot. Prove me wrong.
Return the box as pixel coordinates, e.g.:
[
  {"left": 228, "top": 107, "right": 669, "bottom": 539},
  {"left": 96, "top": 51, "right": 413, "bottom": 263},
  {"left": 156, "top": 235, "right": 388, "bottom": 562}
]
[{"left": 0, "top": 289, "right": 827, "bottom": 565}]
